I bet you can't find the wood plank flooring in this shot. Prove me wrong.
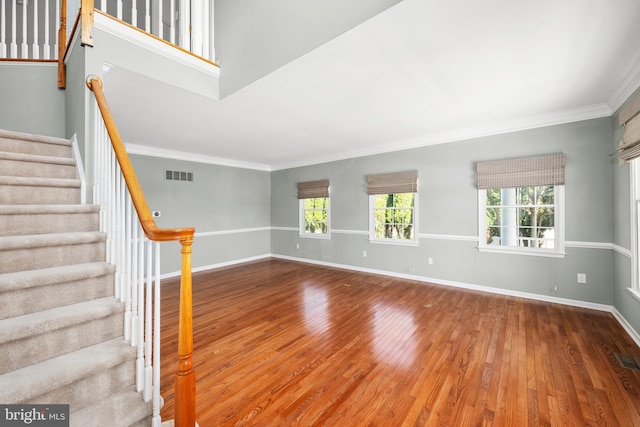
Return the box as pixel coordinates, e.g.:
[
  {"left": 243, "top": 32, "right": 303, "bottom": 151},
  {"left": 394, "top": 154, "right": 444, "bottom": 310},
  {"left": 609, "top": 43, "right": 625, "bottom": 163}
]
[{"left": 159, "top": 258, "right": 640, "bottom": 426}]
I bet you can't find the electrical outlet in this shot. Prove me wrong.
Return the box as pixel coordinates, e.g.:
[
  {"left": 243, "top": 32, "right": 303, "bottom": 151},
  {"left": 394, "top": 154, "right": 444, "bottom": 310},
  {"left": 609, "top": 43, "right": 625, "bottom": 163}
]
[
  {"left": 362, "top": 250, "right": 367, "bottom": 258},
  {"left": 428, "top": 257, "right": 433, "bottom": 265},
  {"left": 296, "top": 243, "right": 300, "bottom": 250},
  {"left": 577, "top": 273, "right": 586, "bottom": 284}
]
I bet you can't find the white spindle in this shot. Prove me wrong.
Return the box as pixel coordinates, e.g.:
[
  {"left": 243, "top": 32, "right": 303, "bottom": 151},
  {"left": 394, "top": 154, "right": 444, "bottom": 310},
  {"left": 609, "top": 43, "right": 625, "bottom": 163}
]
[
  {"left": 179, "top": 0, "right": 189, "bottom": 51},
  {"left": 20, "top": 0, "right": 27, "bottom": 58},
  {"left": 157, "top": 0, "right": 163, "bottom": 40},
  {"left": 1, "top": 0, "right": 6, "bottom": 57},
  {"left": 152, "top": 242, "right": 161, "bottom": 426},
  {"left": 131, "top": 0, "right": 137, "bottom": 28},
  {"left": 169, "top": 0, "right": 175, "bottom": 44},
  {"left": 31, "top": 0, "right": 38, "bottom": 59},
  {"left": 136, "top": 225, "right": 145, "bottom": 391},
  {"left": 10, "top": 0, "right": 17, "bottom": 57},
  {"left": 99, "top": 0, "right": 106, "bottom": 12},
  {"left": 43, "top": 0, "right": 49, "bottom": 59},
  {"left": 124, "top": 194, "right": 132, "bottom": 341},
  {"left": 144, "top": 0, "right": 150, "bottom": 32},
  {"left": 144, "top": 239, "right": 153, "bottom": 402},
  {"left": 54, "top": 0, "right": 59, "bottom": 59},
  {"left": 116, "top": 0, "right": 122, "bottom": 20},
  {"left": 131, "top": 216, "right": 139, "bottom": 345},
  {"left": 202, "top": 0, "right": 210, "bottom": 61}
]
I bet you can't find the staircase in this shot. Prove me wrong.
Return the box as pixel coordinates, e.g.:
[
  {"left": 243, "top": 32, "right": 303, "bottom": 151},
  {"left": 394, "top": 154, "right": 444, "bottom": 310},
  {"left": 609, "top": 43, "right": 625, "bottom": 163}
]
[{"left": 0, "top": 129, "right": 152, "bottom": 426}]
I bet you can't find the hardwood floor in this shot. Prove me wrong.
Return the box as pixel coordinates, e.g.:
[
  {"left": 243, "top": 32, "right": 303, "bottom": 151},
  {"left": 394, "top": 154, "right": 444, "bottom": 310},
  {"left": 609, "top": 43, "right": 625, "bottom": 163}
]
[{"left": 160, "top": 258, "right": 640, "bottom": 426}]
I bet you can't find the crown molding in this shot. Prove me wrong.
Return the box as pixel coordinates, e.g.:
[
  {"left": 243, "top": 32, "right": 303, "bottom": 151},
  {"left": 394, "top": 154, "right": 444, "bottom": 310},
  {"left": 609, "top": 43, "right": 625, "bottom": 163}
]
[
  {"left": 607, "top": 52, "right": 640, "bottom": 114},
  {"left": 125, "top": 143, "right": 272, "bottom": 171}
]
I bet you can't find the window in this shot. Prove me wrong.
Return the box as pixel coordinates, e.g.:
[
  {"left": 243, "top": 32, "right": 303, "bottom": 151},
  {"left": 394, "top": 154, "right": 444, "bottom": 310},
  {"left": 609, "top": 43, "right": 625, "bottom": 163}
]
[
  {"left": 476, "top": 154, "right": 565, "bottom": 257},
  {"left": 298, "top": 179, "right": 330, "bottom": 238},
  {"left": 367, "top": 171, "right": 418, "bottom": 244}
]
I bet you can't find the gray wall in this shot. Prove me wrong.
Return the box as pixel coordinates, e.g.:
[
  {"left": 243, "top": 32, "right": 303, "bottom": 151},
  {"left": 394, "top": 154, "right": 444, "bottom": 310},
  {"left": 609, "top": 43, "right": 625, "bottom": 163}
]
[
  {"left": 131, "top": 155, "right": 271, "bottom": 274},
  {"left": 0, "top": 63, "right": 65, "bottom": 137},
  {"left": 272, "top": 117, "right": 614, "bottom": 305}
]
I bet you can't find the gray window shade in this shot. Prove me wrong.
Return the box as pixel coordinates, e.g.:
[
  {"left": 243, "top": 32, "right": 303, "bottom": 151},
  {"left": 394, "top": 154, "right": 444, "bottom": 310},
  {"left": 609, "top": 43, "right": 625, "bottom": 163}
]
[
  {"left": 297, "top": 179, "right": 330, "bottom": 199},
  {"left": 476, "top": 153, "right": 566, "bottom": 189},
  {"left": 367, "top": 171, "right": 418, "bottom": 195},
  {"left": 617, "top": 95, "right": 640, "bottom": 162}
]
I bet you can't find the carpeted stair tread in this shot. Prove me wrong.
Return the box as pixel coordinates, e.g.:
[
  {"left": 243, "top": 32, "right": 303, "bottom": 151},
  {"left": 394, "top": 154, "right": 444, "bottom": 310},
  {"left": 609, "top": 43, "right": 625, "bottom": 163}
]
[
  {"left": 0, "top": 204, "right": 99, "bottom": 215},
  {"left": 0, "top": 150, "right": 76, "bottom": 165},
  {"left": 0, "top": 129, "right": 71, "bottom": 147},
  {"left": 0, "top": 262, "right": 112, "bottom": 293},
  {"left": 0, "top": 231, "right": 105, "bottom": 251},
  {"left": 0, "top": 175, "right": 80, "bottom": 188},
  {"left": 0, "top": 297, "right": 123, "bottom": 345},
  {"left": 71, "top": 386, "right": 152, "bottom": 427},
  {"left": 0, "top": 338, "right": 135, "bottom": 404}
]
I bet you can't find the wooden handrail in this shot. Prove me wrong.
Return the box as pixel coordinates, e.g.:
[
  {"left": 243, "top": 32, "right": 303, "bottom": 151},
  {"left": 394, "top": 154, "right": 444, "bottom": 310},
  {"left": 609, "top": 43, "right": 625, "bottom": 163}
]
[
  {"left": 87, "top": 76, "right": 197, "bottom": 427},
  {"left": 57, "top": 0, "right": 67, "bottom": 88}
]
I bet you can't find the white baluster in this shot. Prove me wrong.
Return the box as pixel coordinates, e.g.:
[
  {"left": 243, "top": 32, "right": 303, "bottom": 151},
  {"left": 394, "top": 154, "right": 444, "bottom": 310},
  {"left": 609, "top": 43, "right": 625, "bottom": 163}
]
[
  {"left": 136, "top": 226, "right": 145, "bottom": 392},
  {"left": 116, "top": 0, "right": 122, "bottom": 20},
  {"left": 169, "top": 0, "right": 174, "bottom": 44},
  {"left": 54, "top": 0, "right": 59, "bottom": 60},
  {"left": 152, "top": 242, "right": 161, "bottom": 427},
  {"left": 131, "top": 0, "right": 137, "bottom": 28},
  {"left": 131, "top": 213, "right": 139, "bottom": 345},
  {"left": 202, "top": 0, "right": 210, "bottom": 60},
  {"left": 99, "top": 0, "right": 106, "bottom": 12},
  {"left": 124, "top": 193, "right": 132, "bottom": 341},
  {"left": 144, "top": 239, "right": 153, "bottom": 402},
  {"left": 10, "top": 0, "right": 17, "bottom": 57},
  {"left": 179, "top": 0, "right": 189, "bottom": 51},
  {"left": 31, "top": 0, "right": 38, "bottom": 59},
  {"left": 43, "top": 0, "right": 49, "bottom": 59},
  {"left": 157, "top": 0, "right": 163, "bottom": 40},
  {"left": 0, "top": 0, "right": 6, "bottom": 57},
  {"left": 119, "top": 171, "right": 126, "bottom": 302},
  {"left": 20, "top": 0, "right": 27, "bottom": 58},
  {"left": 144, "top": 0, "right": 150, "bottom": 32}
]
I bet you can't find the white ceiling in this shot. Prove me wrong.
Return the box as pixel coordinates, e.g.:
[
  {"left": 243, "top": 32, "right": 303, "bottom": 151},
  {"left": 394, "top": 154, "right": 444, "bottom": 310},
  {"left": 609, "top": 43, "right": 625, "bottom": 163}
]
[{"left": 107, "top": 0, "right": 640, "bottom": 171}]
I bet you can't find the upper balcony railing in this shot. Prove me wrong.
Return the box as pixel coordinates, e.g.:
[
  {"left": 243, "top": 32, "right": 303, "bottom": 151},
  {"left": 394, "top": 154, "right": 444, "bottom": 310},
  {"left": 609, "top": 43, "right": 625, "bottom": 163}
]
[{"left": 0, "top": 0, "right": 215, "bottom": 66}]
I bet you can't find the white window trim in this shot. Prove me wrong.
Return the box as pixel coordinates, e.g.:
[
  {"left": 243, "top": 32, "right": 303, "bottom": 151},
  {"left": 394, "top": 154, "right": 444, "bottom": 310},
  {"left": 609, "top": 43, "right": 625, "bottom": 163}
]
[
  {"left": 630, "top": 160, "right": 639, "bottom": 294},
  {"left": 477, "top": 186, "right": 565, "bottom": 258},
  {"left": 299, "top": 197, "right": 331, "bottom": 239},
  {"left": 368, "top": 193, "right": 419, "bottom": 246}
]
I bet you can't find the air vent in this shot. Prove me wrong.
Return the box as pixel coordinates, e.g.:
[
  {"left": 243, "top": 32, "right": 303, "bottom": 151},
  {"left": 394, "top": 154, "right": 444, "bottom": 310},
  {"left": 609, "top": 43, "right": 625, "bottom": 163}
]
[
  {"left": 615, "top": 353, "right": 640, "bottom": 371},
  {"left": 165, "top": 170, "right": 193, "bottom": 182}
]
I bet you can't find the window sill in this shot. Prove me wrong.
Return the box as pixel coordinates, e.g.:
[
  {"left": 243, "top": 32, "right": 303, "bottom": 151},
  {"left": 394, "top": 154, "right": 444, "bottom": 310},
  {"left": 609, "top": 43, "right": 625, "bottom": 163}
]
[
  {"left": 299, "top": 233, "right": 331, "bottom": 240},
  {"left": 478, "top": 246, "right": 566, "bottom": 258},
  {"left": 369, "top": 238, "right": 419, "bottom": 247},
  {"left": 627, "top": 288, "right": 640, "bottom": 303}
]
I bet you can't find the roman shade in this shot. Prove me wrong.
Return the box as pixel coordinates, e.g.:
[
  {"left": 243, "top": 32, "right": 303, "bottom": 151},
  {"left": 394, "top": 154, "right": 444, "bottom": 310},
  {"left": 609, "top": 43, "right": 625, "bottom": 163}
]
[
  {"left": 476, "top": 153, "right": 566, "bottom": 189},
  {"left": 297, "top": 179, "right": 330, "bottom": 199},
  {"left": 617, "top": 95, "right": 640, "bottom": 162},
  {"left": 367, "top": 171, "right": 418, "bottom": 195}
]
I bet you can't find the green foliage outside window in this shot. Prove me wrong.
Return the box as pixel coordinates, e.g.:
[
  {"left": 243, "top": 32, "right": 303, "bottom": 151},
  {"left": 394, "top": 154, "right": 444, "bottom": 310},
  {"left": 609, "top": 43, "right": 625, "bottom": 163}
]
[
  {"left": 373, "top": 193, "right": 414, "bottom": 240},
  {"left": 304, "top": 197, "right": 328, "bottom": 234},
  {"left": 485, "top": 186, "right": 555, "bottom": 248}
]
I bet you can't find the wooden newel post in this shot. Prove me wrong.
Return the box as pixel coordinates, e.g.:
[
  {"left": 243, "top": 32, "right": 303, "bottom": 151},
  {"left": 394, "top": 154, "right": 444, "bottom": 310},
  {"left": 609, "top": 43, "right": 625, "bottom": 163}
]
[
  {"left": 57, "top": 0, "right": 67, "bottom": 88},
  {"left": 175, "top": 237, "right": 196, "bottom": 427}
]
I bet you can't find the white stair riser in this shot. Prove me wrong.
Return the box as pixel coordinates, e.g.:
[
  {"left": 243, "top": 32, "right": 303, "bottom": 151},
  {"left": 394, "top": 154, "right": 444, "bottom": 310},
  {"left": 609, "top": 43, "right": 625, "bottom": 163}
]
[
  {"left": 1, "top": 312, "right": 124, "bottom": 374},
  {"left": 0, "top": 184, "right": 80, "bottom": 205},
  {"left": 0, "top": 158, "right": 77, "bottom": 179},
  {"left": 0, "top": 212, "right": 99, "bottom": 236},
  {"left": 0, "top": 137, "right": 71, "bottom": 158},
  {"left": 0, "top": 241, "right": 106, "bottom": 274}
]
